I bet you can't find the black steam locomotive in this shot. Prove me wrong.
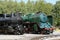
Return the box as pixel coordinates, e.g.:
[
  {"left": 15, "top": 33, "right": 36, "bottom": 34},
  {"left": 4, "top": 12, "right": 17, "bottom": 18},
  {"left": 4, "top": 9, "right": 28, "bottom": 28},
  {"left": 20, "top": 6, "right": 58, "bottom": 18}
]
[{"left": 0, "top": 13, "right": 24, "bottom": 35}]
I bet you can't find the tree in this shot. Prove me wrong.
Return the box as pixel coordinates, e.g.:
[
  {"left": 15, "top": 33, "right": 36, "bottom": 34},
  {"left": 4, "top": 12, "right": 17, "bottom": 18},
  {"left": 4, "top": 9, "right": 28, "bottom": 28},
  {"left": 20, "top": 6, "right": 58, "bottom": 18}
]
[
  {"left": 0, "top": 0, "right": 54, "bottom": 15},
  {"left": 34, "top": 0, "right": 53, "bottom": 15},
  {"left": 52, "top": 1, "right": 60, "bottom": 26}
]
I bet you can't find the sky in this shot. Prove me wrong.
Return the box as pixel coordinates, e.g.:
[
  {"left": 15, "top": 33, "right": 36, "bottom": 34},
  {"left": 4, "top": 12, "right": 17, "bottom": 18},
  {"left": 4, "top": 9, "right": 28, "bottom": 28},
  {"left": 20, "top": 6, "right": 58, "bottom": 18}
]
[
  {"left": 16, "top": 0, "right": 58, "bottom": 4},
  {"left": 45, "top": 0, "right": 58, "bottom": 4}
]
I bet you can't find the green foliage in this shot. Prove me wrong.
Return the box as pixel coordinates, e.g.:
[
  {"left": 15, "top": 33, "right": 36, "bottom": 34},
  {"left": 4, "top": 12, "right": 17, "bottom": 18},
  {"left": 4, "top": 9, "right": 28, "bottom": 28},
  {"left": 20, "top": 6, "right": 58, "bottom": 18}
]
[
  {"left": 52, "top": 1, "right": 60, "bottom": 26},
  {"left": 0, "top": 0, "right": 53, "bottom": 14}
]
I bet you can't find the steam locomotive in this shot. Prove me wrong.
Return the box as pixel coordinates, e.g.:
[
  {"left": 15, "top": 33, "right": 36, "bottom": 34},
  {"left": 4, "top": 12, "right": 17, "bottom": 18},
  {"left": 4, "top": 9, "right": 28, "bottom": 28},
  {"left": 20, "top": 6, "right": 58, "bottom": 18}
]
[
  {"left": 0, "top": 12, "right": 54, "bottom": 35},
  {"left": 22, "top": 12, "right": 54, "bottom": 34},
  {"left": 0, "top": 13, "right": 24, "bottom": 35}
]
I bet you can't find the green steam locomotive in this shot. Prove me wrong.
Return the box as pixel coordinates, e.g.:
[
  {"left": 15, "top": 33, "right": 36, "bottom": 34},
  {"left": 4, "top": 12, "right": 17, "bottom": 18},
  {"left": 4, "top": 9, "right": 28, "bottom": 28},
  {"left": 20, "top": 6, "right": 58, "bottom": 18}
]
[{"left": 22, "top": 12, "right": 54, "bottom": 34}]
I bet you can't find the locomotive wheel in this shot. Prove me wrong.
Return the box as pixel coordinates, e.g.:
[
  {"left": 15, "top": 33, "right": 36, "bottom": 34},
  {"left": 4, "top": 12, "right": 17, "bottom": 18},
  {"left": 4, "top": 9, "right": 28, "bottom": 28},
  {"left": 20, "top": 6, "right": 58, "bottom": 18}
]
[
  {"left": 44, "top": 30, "right": 50, "bottom": 34},
  {"left": 8, "top": 26, "right": 14, "bottom": 32},
  {"left": 7, "top": 26, "right": 15, "bottom": 34},
  {"left": 14, "top": 25, "right": 24, "bottom": 35},
  {"left": 14, "top": 30, "right": 23, "bottom": 35}
]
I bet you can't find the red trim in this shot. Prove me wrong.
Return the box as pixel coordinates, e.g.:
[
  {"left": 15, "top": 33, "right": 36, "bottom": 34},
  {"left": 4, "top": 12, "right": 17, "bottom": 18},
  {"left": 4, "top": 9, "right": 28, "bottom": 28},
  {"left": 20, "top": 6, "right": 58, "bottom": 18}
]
[
  {"left": 44, "top": 28, "right": 49, "bottom": 30},
  {"left": 44, "top": 28, "right": 54, "bottom": 30}
]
